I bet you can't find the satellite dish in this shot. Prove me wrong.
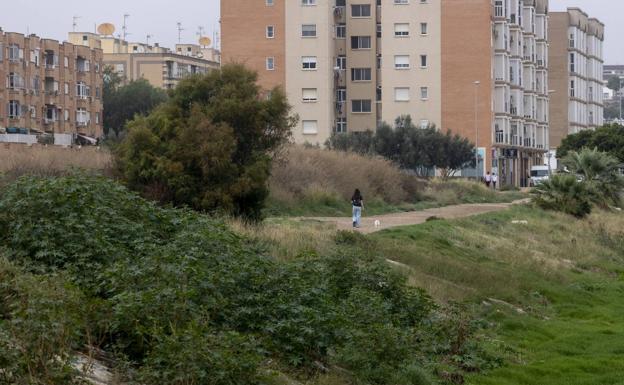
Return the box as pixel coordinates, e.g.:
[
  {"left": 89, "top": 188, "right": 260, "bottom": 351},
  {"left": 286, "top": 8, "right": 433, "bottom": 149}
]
[
  {"left": 199, "top": 36, "right": 211, "bottom": 47},
  {"left": 97, "top": 23, "right": 116, "bottom": 36}
]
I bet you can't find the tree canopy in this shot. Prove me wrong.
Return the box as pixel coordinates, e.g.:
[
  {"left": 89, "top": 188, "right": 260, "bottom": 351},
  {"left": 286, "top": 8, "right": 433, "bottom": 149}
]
[
  {"left": 558, "top": 124, "right": 624, "bottom": 162},
  {"left": 115, "top": 64, "right": 296, "bottom": 220},
  {"left": 103, "top": 66, "right": 169, "bottom": 137},
  {"left": 327, "top": 115, "right": 475, "bottom": 177}
]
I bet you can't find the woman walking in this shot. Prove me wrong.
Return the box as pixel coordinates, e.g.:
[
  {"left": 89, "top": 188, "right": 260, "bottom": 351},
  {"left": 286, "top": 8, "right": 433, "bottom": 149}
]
[{"left": 351, "top": 189, "right": 364, "bottom": 228}]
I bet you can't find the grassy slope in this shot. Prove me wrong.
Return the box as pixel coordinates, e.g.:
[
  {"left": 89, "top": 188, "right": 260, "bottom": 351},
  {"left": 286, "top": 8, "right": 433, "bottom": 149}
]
[{"left": 368, "top": 205, "right": 624, "bottom": 385}]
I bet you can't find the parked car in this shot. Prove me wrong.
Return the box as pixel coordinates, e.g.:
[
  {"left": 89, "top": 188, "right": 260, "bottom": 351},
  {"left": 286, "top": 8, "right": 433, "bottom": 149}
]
[{"left": 530, "top": 165, "right": 550, "bottom": 186}]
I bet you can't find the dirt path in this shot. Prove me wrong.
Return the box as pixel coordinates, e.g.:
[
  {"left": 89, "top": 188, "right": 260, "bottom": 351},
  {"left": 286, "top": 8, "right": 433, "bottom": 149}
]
[{"left": 306, "top": 200, "right": 529, "bottom": 234}]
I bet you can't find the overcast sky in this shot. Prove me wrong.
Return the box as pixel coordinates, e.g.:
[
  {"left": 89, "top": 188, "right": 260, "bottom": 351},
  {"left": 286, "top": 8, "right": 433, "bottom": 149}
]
[{"left": 0, "top": 1, "right": 621, "bottom": 63}]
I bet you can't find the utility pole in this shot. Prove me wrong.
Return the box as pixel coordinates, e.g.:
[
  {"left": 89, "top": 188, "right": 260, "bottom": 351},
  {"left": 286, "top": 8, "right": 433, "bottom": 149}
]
[
  {"left": 122, "top": 14, "right": 130, "bottom": 41},
  {"left": 474, "top": 81, "right": 481, "bottom": 180},
  {"left": 197, "top": 26, "right": 205, "bottom": 38}
]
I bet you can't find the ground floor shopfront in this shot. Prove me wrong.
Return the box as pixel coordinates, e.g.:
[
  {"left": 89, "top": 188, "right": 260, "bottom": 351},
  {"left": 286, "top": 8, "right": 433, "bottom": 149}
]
[{"left": 493, "top": 147, "right": 546, "bottom": 188}]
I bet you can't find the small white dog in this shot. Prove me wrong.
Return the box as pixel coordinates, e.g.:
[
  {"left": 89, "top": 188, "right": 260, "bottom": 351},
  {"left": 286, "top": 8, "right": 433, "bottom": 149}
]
[{"left": 374, "top": 220, "right": 381, "bottom": 228}]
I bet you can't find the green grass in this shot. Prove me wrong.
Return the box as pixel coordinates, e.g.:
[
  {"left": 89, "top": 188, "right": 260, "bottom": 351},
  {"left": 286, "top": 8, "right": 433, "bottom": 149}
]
[{"left": 362, "top": 205, "right": 624, "bottom": 385}]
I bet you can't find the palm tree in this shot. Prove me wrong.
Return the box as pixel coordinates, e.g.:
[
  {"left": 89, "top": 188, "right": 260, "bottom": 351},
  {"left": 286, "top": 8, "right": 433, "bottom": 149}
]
[{"left": 562, "top": 148, "right": 624, "bottom": 208}]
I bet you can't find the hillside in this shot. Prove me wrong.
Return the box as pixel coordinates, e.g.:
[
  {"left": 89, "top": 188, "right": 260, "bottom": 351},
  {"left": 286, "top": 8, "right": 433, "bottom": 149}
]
[{"left": 239, "top": 204, "right": 624, "bottom": 384}]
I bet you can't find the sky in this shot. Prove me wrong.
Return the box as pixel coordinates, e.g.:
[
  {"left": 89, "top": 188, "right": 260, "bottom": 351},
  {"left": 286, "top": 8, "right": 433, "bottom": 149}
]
[
  {"left": 1, "top": 0, "right": 221, "bottom": 50},
  {"left": 0, "top": 1, "right": 621, "bottom": 63}
]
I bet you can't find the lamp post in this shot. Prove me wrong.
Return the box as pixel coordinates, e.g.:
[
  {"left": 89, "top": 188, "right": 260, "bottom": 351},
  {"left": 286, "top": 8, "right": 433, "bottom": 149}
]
[{"left": 474, "top": 81, "right": 481, "bottom": 180}]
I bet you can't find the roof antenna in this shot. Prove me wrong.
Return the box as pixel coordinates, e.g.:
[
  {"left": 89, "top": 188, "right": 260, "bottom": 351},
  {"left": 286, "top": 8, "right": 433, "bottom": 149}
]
[
  {"left": 146, "top": 34, "right": 153, "bottom": 46},
  {"left": 122, "top": 14, "right": 130, "bottom": 40},
  {"left": 72, "top": 15, "right": 81, "bottom": 32},
  {"left": 177, "top": 22, "right": 184, "bottom": 43}
]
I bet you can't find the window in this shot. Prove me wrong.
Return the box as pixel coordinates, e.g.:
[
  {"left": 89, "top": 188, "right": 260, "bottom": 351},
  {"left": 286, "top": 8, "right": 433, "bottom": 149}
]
[
  {"left": 420, "top": 119, "right": 430, "bottom": 129},
  {"left": 394, "top": 0, "right": 409, "bottom": 4},
  {"left": 336, "top": 0, "right": 346, "bottom": 6},
  {"left": 302, "top": 88, "right": 318, "bottom": 102},
  {"left": 266, "top": 25, "right": 275, "bottom": 38},
  {"left": 0, "top": 43, "right": 3, "bottom": 61},
  {"left": 266, "top": 57, "right": 275, "bottom": 70},
  {"left": 266, "top": 0, "right": 274, "bottom": 5},
  {"left": 377, "top": 54, "right": 382, "bottom": 69},
  {"left": 337, "top": 87, "right": 347, "bottom": 102},
  {"left": 95, "top": 87, "right": 101, "bottom": 98},
  {"left": 394, "top": 55, "right": 410, "bottom": 69},
  {"left": 336, "top": 55, "right": 346, "bottom": 70},
  {"left": 96, "top": 112, "right": 100, "bottom": 124},
  {"left": 30, "top": 106, "right": 36, "bottom": 118},
  {"left": 76, "top": 82, "right": 89, "bottom": 98},
  {"left": 352, "top": 99, "right": 372, "bottom": 113},
  {"left": 351, "top": 67, "right": 372, "bottom": 81},
  {"left": 420, "top": 87, "right": 429, "bottom": 100},
  {"left": 8, "top": 45, "right": 21, "bottom": 62},
  {"left": 570, "top": 79, "right": 575, "bottom": 97},
  {"left": 302, "top": 120, "right": 318, "bottom": 134},
  {"left": 420, "top": 22, "right": 428, "bottom": 35},
  {"left": 64, "top": 109, "right": 70, "bottom": 121},
  {"left": 76, "top": 108, "right": 90, "bottom": 125},
  {"left": 394, "top": 23, "right": 409, "bottom": 37},
  {"left": 302, "top": 24, "right": 317, "bottom": 37},
  {"left": 8, "top": 100, "right": 20, "bottom": 119},
  {"left": 377, "top": 23, "right": 382, "bottom": 38},
  {"left": 64, "top": 82, "right": 69, "bottom": 95},
  {"left": 569, "top": 53, "right": 575, "bottom": 73},
  {"left": 420, "top": 54, "right": 428, "bottom": 68},
  {"left": 336, "top": 23, "right": 346, "bottom": 38},
  {"left": 351, "top": 36, "right": 371, "bottom": 49},
  {"left": 376, "top": 86, "right": 382, "bottom": 101},
  {"left": 335, "top": 117, "right": 347, "bottom": 133},
  {"left": 394, "top": 87, "right": 410, "bottom": 102},
  {"left": 302, "top": 0, "right": 316, "bottom": 5},
  {"left": 351, "top": 4, "right": 371, "bottom": 17},
  {"left": 8, "top": 73, "right": 24, "bottom": 89},
  {"left": 302, "top": 56, "right": 317, "bottom": 70}
]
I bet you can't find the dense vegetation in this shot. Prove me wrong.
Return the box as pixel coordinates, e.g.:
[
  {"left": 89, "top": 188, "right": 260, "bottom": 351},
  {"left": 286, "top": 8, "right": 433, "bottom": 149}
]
[
  {"left": 0, "top": 174, "right": 495, "bottom": 384},
  {"left": 327, "top": 116, "right": 475, "bottom": 178},
  {"left": 103, "top": 67, "right": 168, "bottom": 138},
  {"left": 115, "top": 64, "right": 296, "bottom": 220}
]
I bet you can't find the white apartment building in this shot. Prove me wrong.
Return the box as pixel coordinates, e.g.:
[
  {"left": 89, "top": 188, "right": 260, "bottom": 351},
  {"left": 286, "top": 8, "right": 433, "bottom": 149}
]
[{"left": 549, "top": 8, "right": 604, "bottom": 149}]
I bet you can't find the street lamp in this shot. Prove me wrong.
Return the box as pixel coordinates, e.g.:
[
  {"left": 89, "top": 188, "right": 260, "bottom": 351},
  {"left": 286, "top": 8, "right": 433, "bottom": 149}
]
[{"left": 474, "top": 81, "right": 481, "bottom": 180}]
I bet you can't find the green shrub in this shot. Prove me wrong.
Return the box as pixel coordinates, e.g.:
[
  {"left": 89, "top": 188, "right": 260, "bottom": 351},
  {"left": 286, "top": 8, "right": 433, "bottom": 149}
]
[{"left": 532, "top": 174, "right": 592, "bottom": 218}]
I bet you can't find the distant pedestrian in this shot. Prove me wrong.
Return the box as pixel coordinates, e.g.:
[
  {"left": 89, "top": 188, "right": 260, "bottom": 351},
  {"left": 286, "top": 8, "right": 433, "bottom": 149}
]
[
  {"left": 485, "top": 172, "right": 492, "bottom": 188},
  {"left": 351, "top": 189, "right": 364, "bottom": 228},
  {"left": 492, "top": 173, "right": 498, "bottom": 190}
]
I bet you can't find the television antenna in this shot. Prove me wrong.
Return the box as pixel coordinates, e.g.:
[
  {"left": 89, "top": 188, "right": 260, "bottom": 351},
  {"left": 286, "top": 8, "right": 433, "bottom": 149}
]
[
  {"left": 72, "top": 16, "right": 81, "bottom": 32},
  {"left": 196, "top": 26, "right": 205, "bottom": 38},
  {"left": 177, "top": 22, "right": 184, "bottom": 43},
  {"left": 122, "top": 14, "right": 130, "bottom": 40},
  {"left": 146, "top": 34, "right": 153, "bottom": 46}
]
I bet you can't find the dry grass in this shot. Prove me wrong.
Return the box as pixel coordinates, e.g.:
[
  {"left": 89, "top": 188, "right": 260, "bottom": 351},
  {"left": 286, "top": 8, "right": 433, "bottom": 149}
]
[
  {"left": 270, "top": 145, "right": 423, "bottom": 206},
  {"left": 0, "top": 144, "right": 112, "bottom": 183}
]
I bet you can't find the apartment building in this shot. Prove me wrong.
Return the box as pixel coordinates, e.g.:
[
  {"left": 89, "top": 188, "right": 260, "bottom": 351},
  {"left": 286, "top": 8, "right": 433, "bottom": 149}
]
[
  {"left": 221, "top": 0, "right": 441, "bottom": 144},
  {"left": 222, "top": 0, "right": 550, "bottom": 186},
  {"left": 442, "top": 0, "right": 550, "bottom": 187},
  {"left": 69, "top": 32, "right": 220, "bottom": 90},
  {"left": 0, "top": 29, "right": 103, "bottom": 145},
  {"left": 548, "top": 8, "right": 604, "bottom": 150}
]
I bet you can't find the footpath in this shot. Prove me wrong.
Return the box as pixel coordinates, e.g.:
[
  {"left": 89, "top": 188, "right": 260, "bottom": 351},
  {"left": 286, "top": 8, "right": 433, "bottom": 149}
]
[{"left": 308, "top": 200, "right": 529, "bottom": 234}]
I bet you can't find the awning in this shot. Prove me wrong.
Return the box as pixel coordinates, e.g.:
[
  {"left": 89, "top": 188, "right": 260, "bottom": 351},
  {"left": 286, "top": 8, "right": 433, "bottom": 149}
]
[{"left": 77, "top": 134, "right": 97, "bottom": 145}]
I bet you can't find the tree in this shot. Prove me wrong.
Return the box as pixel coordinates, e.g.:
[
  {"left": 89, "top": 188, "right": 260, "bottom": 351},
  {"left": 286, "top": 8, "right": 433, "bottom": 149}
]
[
  {"left": 115, "top": 64, "right": 296, "bottom": 220},
  {"left": 103, "top": 66, "right": 168, "bottom": 137},
  {"left": 607, "top": 76, "right": 622, "bottom": 92},
  {"left": 327, "top": 115, "right": 475, "bottom": 178},
  {"left": 558, "top": 124, "right": 624, "bottom": 162}
]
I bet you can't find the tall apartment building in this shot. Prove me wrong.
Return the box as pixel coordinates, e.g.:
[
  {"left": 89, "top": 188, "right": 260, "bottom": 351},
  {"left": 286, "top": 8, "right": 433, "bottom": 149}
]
[
  {"left": 69, "top": 32, "right": 220, "bottom": 90},
  {"left": 0, "top": 29, "right": 103, "bottom": 145},
  {"left": 442, "top": 0, "right": 550, "bottom": 186},
  {"left": 222, "top": 0, "right": 441, "bottom": 144},
  {"left": 548, "top": 8, "right": 604, "bottom": 150},
  {"left": 222, "top": 0, "right": 547, "bottom": 186}
]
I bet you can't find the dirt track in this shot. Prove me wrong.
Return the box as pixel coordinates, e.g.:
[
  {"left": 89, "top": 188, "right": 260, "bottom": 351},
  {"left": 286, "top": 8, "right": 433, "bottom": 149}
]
[{"left": 307, "top": 200, "right": 529, "bottom": 234}]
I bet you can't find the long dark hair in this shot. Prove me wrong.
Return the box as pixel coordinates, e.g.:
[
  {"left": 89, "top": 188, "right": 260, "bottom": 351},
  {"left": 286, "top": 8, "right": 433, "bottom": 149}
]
[{"left": 352, "top": 189, "right": 362, "bottom": 201}]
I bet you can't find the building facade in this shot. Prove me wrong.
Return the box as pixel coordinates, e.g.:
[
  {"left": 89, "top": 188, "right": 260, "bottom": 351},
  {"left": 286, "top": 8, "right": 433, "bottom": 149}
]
[
  {"left": 221, "top": 0, "right": 549, "bottom": 186},
  {"left": 0, "top": 29, "right": 103, "bottom": 145},
  {"left": 221, "top": 0, "right": 442, "bottom": 144},
  {"left": 548, "top": 8, "right": 604, "bottom": 150},
  {"left": 69, "top": 32, "right": 220, "bottom": 90}
]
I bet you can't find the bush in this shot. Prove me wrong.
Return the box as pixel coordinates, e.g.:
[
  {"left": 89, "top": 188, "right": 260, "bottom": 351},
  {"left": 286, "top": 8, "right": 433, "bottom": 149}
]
[
  {"left": 115, "top": 64, "right": 296, "bottom": 220},
  {"left": 532, "top": 174, "right": 593, "bottom": 218},
  {"left": 0, "top": 175, "right": 447, "bottom": 384}
]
